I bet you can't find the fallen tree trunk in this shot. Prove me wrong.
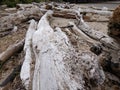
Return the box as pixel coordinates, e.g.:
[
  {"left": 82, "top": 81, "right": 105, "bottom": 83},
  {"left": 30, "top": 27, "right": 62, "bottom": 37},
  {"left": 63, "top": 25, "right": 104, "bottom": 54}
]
[{"left": 0, "top": 39, "right": 24, "bottom": 62}]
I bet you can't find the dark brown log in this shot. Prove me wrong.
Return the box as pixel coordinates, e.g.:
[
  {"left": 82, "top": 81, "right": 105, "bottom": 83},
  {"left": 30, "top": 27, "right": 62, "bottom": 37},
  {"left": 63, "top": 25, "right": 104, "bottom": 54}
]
[{"left": 53, "top": 11, "right": 76, "bottom": 19}]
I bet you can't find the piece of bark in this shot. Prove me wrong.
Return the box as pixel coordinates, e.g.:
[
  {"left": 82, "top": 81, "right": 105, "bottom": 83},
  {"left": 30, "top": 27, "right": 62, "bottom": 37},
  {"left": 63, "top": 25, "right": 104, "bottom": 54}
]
[
  {"left": 0, "top": 39, "right": 24, "bottom": 62},
  {"left": 20, "top": 19, "right": 37, "bottom": 90}
]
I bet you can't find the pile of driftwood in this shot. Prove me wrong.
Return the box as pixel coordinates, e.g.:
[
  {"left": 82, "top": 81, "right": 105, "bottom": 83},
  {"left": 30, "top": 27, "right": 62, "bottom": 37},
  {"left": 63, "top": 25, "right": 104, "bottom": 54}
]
[{"left": 0, "top": 2, "right": 120, "bottom": 90}]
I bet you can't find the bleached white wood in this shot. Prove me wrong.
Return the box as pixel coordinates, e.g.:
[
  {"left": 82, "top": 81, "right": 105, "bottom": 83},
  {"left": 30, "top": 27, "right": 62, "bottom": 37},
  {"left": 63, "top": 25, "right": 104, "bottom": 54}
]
[
  {"left": 31, "top": 11, "right": 105, "bottom": 90},
  {"left": 53, "top": 7, "right": 112, "bottom": 16},
  {"left": 68, "top": 22, "right": 96, "bottom": 44},
  {"left": 76, "top": 15, "right": 120, "bottom": 50},
  {"left": 78, "top": 8, "right": 112, "bottom": 16},
  {"left": 20, "top": 19, "right": 37, "bottom": 90}
]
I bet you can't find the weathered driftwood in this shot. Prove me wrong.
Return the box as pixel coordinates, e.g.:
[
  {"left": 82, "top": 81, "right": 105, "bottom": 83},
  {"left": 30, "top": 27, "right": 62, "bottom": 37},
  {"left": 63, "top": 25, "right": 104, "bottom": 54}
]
[
  {"left": 0, "top": 5, "right": 43, "bottom": 36},
  {"left": 20, "top": 11, "right": 105, "bottom": 90},
  {"left": 0, "top": 39, "right": 24, "bottom": 62},
  {"left": 52, "top": 7, "right": 111, "bottom": 22},
  {"left": 20, "top": 19, "right": 37, "bottom": 90},
  {"left": 53, "top": 7, "right": 112, "bottom": 16},
  {"left": 53, "top": 11, "right": 109, "bottom": 22},
  {"left": 90, "top": 6, "right": 114, "bottom": 11},
  {"left": 12, "top": 3, "right": 119, "bottom": 90},
  {"left": 68, "top": 22, "right": 96, "bottom": 44},
  {"left": 79, "top": 8, "right": 112, "bottom": 16},
  {"left": 76, "top": 15, "right": 120, "bottom": 50}
]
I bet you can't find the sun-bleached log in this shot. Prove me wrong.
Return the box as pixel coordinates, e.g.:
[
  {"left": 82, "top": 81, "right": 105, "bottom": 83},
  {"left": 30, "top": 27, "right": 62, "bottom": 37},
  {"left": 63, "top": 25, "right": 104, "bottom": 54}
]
[
  {"left": 79, "top": 8, "right": 112, "bottom": 16},
  {"left": 76, "top": 15, "right": 120, "bottom": 50},
  {"left": 90, "top": 6, "right": 114, "bottom": 11},
  {"left": 30, "top": 11, "right": 105, "bottom": 90},
  {"left": 20, "top": 19, "right": 37, "bottom": 90},
  {"left": 53, "top": 7, "right": 112, "bottom": 16},
  {"left": 0, "top": 39, "right": 24, "bottom": 62}
]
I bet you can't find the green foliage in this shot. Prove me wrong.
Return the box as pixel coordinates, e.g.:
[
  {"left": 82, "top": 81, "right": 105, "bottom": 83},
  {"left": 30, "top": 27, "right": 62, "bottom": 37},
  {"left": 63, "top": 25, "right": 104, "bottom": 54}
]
[{"left": 1, "top": 0, "right": 20, "bottom": 7}]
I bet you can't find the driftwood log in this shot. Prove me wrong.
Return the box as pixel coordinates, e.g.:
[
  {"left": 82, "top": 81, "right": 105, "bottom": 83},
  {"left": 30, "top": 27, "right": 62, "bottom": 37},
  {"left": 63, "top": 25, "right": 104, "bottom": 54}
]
[
  {"left": 20, "top": 11, "right": 108, "bottom": 90},
  {"left": 75, "top": 14, "right": 120, "bottom": 50},
  {"left": 0, "top": 39, "right": 24, "bottom": 62},
  {"left": 53, "top": 7, "right": 112, "bottom": 16}
]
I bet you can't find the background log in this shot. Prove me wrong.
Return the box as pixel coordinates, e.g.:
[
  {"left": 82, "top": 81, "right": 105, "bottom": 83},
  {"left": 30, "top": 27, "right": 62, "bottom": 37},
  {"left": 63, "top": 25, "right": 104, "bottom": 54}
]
[
  {"left": 76, "top": 15, "right": 120, "bottom": 50},
  {"left": 0, "top": 39, "right": 24, "bottom": 62}
]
